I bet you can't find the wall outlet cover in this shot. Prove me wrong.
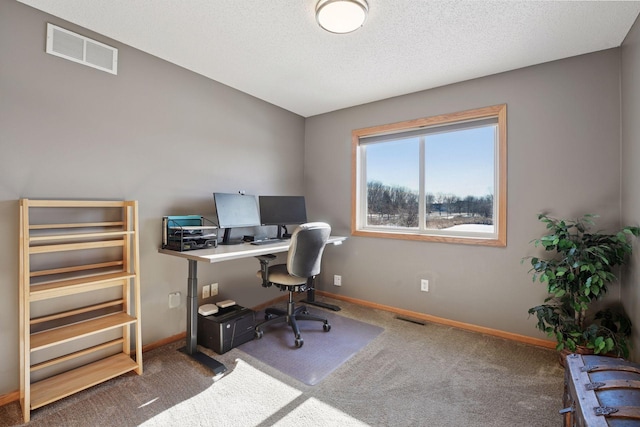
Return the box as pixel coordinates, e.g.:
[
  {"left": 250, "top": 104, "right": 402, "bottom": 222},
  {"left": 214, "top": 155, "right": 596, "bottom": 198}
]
[{"left": 169, "top": 291, "right": 181, "bottom": 308}]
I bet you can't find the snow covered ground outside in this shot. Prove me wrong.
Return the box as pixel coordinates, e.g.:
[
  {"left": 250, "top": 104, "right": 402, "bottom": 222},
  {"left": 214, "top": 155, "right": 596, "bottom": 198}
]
[{"left": 443, "top": 224, "right": 494, "bottom": 232}]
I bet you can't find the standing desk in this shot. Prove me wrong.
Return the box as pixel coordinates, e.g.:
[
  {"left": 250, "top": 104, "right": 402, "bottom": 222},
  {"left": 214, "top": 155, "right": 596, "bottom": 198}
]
[{"left": 158, "top": 236, "right": 346, "bottom": 374}]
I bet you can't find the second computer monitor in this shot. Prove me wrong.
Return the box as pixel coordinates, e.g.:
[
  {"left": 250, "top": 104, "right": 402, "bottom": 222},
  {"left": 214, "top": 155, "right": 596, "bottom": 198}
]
[{"left": 259, "top": 195, "right": 307, "bottom": 239}]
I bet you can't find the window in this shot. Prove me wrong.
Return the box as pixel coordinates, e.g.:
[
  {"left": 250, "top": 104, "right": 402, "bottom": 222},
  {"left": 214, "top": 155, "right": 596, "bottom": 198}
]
[{"left": 352, "top": 104, "right": 506, "bottom": 246}]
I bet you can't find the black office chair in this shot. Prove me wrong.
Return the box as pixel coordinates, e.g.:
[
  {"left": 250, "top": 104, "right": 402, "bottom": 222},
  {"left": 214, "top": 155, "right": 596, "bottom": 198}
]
[{"left": 254, "top": 222, "right": 332, "bottom": 348}]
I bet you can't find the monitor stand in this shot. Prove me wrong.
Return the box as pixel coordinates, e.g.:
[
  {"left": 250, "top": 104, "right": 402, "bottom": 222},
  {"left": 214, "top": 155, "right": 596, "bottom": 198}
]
[
  {"left": 277, "top": 225, "right": 293, "bottom": 239},
  {"left": 219, "top": 228, "right": 244, "bottom": 245}
]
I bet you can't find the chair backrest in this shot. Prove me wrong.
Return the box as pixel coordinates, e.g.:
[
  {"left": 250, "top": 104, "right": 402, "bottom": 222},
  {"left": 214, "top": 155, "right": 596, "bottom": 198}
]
[{"left": 287, "top": 222, "right": 331, "bottom": 278}]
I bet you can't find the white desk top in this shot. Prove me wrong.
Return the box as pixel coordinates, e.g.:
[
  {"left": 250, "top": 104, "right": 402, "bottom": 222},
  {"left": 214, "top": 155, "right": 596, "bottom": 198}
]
[{"left": 158, "top": 235, "right": 347, "bottom": 264}]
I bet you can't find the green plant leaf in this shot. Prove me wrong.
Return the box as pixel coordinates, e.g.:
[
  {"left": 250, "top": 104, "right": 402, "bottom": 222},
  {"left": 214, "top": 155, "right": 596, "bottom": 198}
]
[{"left": 605, "top": 337, "right": 614, "bottom": 352}]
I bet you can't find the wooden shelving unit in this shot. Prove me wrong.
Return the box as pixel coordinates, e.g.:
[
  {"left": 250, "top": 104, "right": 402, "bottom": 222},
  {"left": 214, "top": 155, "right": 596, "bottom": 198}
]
[{"left": 19, "top": 199, "right": 143, "bottom": 423}]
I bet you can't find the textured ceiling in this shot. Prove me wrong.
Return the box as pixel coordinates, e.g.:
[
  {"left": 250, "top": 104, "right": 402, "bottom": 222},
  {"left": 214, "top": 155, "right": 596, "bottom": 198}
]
[{"left": 16, "top": 0, "right": 640, "bottom": 117}]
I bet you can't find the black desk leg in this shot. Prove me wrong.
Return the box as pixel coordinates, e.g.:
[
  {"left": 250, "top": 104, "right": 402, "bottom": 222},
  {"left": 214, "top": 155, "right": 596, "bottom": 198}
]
[
  {"left": 186, "top": 259, "right": 199, "bottom": 353},
  {"left": 301, "top": 278, "right": 340, "bottom": 311},
  {"left": 179, "top": 259, "right": 227, "bottom": 376}
]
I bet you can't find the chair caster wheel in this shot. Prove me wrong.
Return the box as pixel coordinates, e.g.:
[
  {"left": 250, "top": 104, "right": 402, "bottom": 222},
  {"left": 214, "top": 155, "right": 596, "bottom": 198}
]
[
  {"left": 255, "top": 330, "right": 263, "bottom": 339},
  {"left": 323, "top": 323, "right": 331, "bottom": 332},
  {"left": 295, "top": 338, "right": 304, "bottom": 348}
]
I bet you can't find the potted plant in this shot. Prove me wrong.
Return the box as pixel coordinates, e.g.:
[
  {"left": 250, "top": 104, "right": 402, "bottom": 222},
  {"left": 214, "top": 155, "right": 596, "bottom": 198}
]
[{"left": 525, "top": 213, "right": 639, "bottom": 360}]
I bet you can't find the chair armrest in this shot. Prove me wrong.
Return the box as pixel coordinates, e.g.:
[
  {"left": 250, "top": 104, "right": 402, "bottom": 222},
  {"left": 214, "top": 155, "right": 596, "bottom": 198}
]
[{"left": 255, "top": 254, "right": 277, "bottom": 287}]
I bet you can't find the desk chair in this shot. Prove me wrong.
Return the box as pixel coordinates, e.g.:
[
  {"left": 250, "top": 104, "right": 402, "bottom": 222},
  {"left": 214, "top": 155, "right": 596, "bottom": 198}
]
[{"left": 255, "top": 222, "right": 331, "bottom": 348}]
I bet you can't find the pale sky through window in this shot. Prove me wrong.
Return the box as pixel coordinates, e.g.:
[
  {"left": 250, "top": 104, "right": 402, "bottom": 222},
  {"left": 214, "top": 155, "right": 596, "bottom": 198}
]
[{"left": 366, "top": 126, "right": 495, "bottom": 198}]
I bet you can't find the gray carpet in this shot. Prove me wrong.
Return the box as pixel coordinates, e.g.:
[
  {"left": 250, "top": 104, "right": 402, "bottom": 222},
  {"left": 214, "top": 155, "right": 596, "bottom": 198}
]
[
  {"left": 0, "top": 296, "right": 565, "bottom": 426},
  {"left": 238, "top": 310, "right": 384, "bottom": 385}
]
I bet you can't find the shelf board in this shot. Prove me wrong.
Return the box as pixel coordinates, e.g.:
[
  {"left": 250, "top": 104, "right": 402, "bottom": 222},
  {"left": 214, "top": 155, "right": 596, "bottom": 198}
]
[
  {"left": 30, "top": 272, "right": 134, "bottom": 301},
  {"left": 30, "top": 230, "right": 132, "bottom": 242},
  {"left": 31, "top": 260, "right": 124, "bottom": 278},
  {"left": 31, "top": 312, "right": 136, "bottom": 352},
  {"left": 31, "top": 338, "right": 124, "bottom": 372},
  {"left": 25, "top": 200, "right": 128, "bottom": 208},
  {"left": 31, "top": 299, "right": 124, "bottom": 325},
  {"left": 30, "top": 353, "right": 138, "bottom": 410},
  {"left": 30, "top": 221, "right": 125, "bottom": 230},
  {"left": 30, "top": 239, "right": 124, "bottom": 254}
]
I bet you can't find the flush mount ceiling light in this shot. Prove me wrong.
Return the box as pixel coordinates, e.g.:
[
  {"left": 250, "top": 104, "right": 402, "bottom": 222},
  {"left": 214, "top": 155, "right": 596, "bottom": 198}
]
[{"left": 316, "top": 0, "right": 369, "bottom": 34}]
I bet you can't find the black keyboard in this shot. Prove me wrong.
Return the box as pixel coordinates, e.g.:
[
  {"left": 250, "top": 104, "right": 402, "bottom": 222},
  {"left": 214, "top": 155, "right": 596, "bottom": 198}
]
[{"left": 250, "top": 239, "right": 284, "bottom": 246}]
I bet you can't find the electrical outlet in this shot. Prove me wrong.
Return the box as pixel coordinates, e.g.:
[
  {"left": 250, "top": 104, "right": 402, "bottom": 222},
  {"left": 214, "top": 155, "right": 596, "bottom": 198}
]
[
  {"left": 168, "top": 291, "right": 181, "bottom": 308},
  {"left": 334, "top": 275, "right": 342, "bottom": 286},
  {"left": 421, "top": 279, "right": 429, "bottom": 292},
  {"left": 202, "top": 284, "right": 211, "bottom": 299},
  {"left": 211, "top": 282, "right": 218, "bottom": 296}
]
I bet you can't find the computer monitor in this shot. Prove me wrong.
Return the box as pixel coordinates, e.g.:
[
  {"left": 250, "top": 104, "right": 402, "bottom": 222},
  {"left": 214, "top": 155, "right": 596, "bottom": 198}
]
[
  {"left": 213, "top": 192, "right": 261, "bottom": 245},
  {"left": 259, "top": 195, "right": 307, "bottom": 239}
]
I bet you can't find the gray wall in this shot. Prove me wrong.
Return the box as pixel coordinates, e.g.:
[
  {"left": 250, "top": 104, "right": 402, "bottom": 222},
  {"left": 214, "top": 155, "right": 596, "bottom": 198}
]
[
  {"left": 622, "top": 16, "right": 640, "bottom": 361},
  {"left": 0, "top": 1, "right": 304, "bottom": 395},
  {"left": 306, "top": 49, "right": 624, "bottom": 339}
]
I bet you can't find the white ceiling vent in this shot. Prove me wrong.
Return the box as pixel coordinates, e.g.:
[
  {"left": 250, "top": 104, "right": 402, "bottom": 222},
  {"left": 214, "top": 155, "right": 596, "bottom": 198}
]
[{"left": 46, "top": 23, "right": 118, "bottom": 75}]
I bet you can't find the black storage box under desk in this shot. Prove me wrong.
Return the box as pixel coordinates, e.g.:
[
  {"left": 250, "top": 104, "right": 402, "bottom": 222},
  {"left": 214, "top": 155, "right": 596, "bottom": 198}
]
[
  {"left": 563, "top": 353, "right": 640, "bottom": 426},
  {"left": 197, "top": 305, "right": 255, "bottom": 354}
]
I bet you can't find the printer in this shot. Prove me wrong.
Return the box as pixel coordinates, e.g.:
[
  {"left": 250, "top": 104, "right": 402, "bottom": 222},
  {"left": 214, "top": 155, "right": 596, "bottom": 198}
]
[{"left": 197, "top": 303, "right": 255, "bottom": 354}]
